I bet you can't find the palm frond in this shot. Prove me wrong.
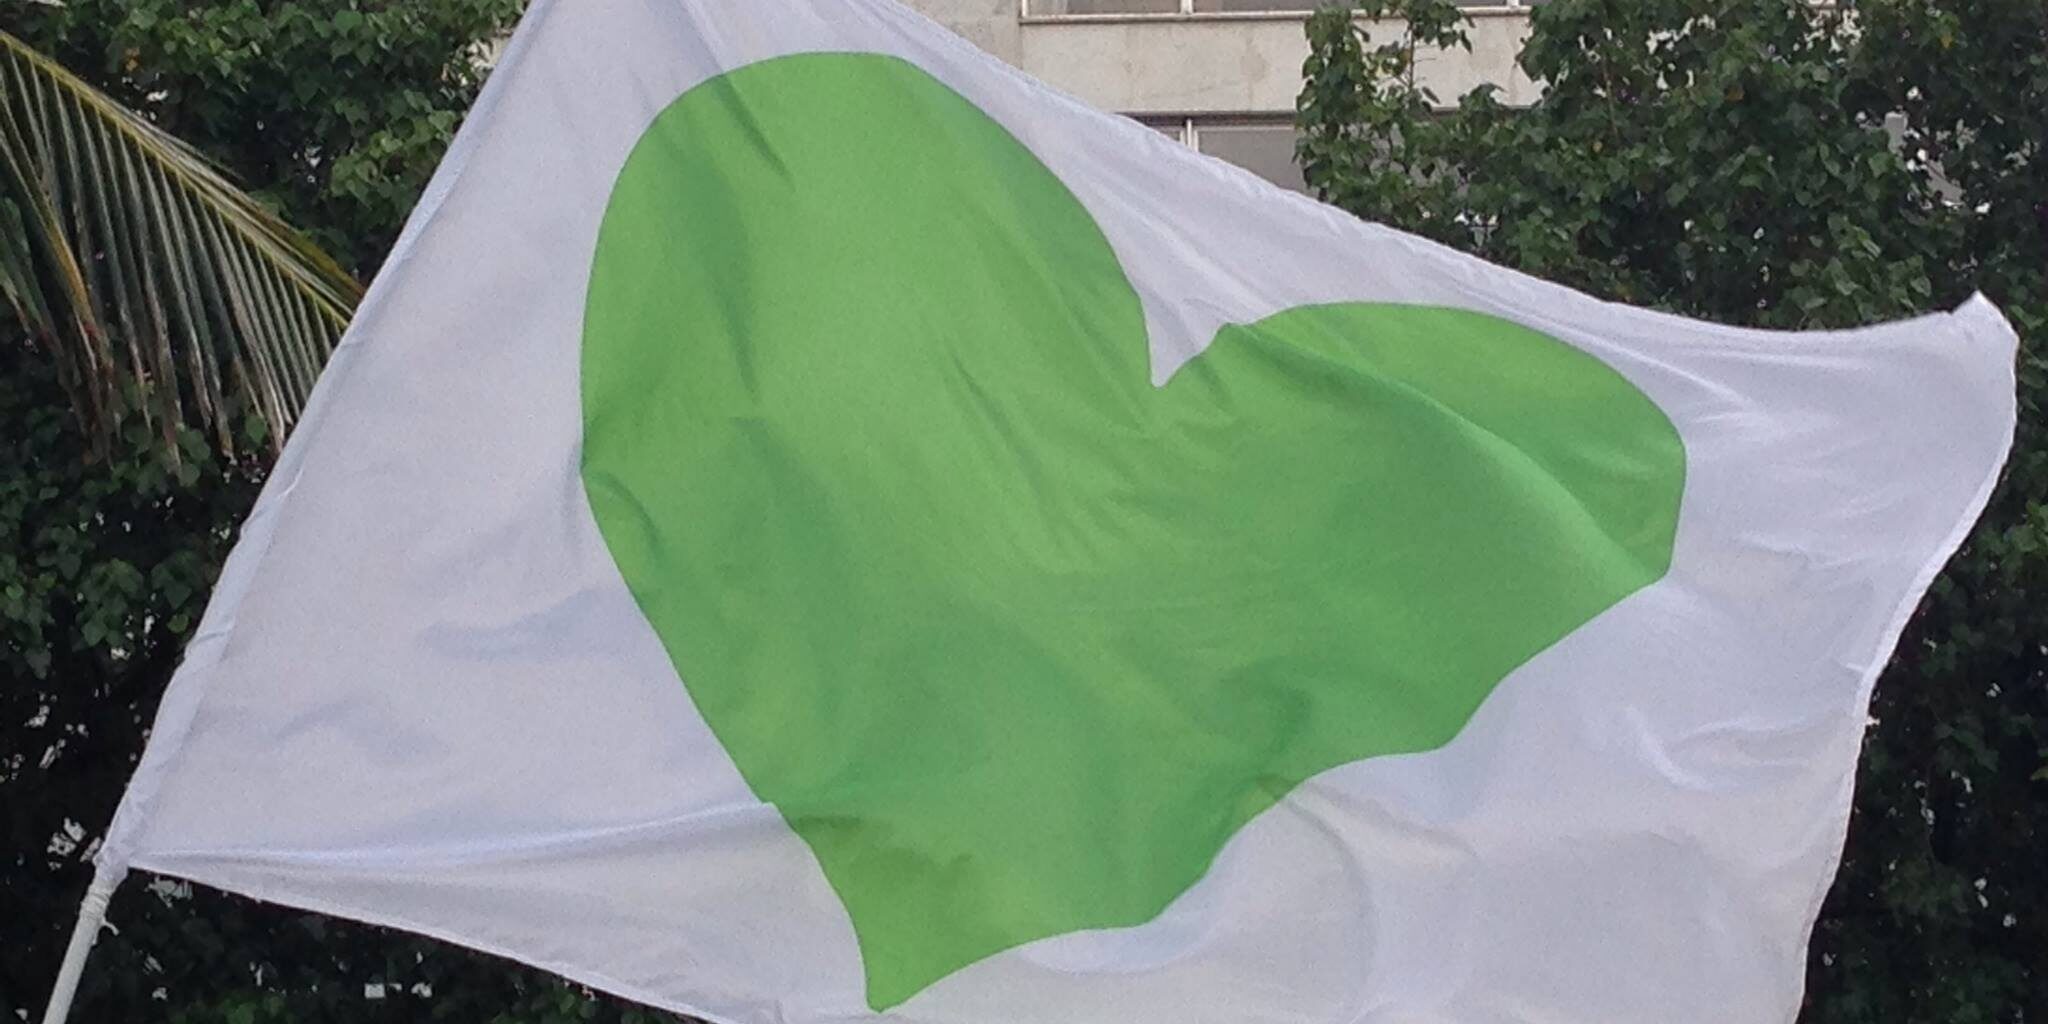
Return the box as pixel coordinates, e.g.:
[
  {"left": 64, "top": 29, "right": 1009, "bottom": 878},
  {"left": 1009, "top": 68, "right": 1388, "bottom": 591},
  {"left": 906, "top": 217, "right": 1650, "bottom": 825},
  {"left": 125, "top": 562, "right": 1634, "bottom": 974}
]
[{"left": 0, "top": 30, "right": 362, "bottom": 453}]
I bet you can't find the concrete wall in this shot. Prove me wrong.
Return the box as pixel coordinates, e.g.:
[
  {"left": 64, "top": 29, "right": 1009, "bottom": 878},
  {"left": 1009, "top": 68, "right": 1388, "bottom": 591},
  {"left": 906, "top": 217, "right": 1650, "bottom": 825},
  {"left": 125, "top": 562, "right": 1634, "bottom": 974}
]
[
  {"left": 901, "top": 2, "right": 1539, "bottom": 115},
  {"left": 924, "top": 0, "right": 1031, "bottom": 64}
]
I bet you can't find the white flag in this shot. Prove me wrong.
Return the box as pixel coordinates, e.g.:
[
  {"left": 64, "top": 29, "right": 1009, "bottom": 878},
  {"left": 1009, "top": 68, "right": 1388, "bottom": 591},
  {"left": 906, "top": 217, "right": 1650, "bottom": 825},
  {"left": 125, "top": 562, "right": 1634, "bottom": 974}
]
[{"left": 98, "top": 0, "right": 2016, "bottom": 1021}]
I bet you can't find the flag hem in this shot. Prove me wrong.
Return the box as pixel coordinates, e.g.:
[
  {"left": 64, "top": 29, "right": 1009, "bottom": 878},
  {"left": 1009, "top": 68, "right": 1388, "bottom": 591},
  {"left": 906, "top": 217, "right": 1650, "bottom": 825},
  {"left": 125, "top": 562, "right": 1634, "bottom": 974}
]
[
  {"left": 123, "top": 854, "right": 810, "bottom": 1024},
  {"left": 1773, "top": 293, "right": 2021, "bottom": 1023}
]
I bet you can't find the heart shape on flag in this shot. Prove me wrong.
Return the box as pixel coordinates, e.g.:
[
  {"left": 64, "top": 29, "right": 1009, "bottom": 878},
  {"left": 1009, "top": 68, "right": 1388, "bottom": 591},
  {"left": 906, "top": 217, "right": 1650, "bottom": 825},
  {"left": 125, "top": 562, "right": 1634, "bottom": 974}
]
[{"left": 580, "top": 52, "right": 1685, "bottom": 1010}]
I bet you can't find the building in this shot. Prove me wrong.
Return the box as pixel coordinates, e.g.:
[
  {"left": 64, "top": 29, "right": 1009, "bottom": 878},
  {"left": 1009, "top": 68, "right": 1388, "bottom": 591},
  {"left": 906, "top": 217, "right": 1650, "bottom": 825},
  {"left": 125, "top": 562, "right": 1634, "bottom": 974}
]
[{"left": 897, "top": 0, "right": 1543, "bottom": 190}]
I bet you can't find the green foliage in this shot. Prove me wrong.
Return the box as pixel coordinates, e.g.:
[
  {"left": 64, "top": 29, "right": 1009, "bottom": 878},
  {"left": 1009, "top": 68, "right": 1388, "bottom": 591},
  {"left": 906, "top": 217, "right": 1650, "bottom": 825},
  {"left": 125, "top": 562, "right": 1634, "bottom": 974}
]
[
  {"left": 0, "top": 30, "right": 361, "bottom": 454},
  {"left": 1296, "top": 0, "right": 1476, "bottom": 229},
  {"left": 0, "top": 2, "right": 703, "bottom": 1021},
  {"left": 1300, "top": 1, "right": 2045, "bottom": 1020},
  {"left": 10, "top": 0, "right": 518, "bottom": 278}
]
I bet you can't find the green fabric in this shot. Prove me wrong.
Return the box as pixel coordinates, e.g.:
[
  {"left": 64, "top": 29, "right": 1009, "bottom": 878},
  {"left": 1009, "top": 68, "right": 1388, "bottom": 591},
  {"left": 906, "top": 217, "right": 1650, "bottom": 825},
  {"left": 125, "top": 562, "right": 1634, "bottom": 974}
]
[{"left": 581, "top": 53, "right": 1685, "bottom": 1010}]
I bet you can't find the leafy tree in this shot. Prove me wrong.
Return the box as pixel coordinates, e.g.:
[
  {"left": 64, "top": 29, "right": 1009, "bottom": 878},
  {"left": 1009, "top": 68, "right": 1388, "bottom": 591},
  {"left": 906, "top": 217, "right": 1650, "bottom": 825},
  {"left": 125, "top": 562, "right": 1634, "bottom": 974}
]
[
  {"left": 15, "top": 0, "right": 518, "bottom": 280},
  {"left": 1300, "top": 1, "right": 2045, "bottom": 1020},
  {"left": 1, "top": 3, "right": 697, "bottom": 1021},
  {"left": 0, "top": 28, "right": 357, "bottom": 451}
]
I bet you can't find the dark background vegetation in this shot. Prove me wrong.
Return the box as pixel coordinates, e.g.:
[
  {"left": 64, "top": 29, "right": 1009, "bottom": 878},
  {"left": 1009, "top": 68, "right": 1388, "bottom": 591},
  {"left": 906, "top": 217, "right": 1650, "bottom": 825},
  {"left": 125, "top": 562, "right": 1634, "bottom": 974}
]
[{"left": 4, "top": 0, "right": 2041, "bottom": 1020}]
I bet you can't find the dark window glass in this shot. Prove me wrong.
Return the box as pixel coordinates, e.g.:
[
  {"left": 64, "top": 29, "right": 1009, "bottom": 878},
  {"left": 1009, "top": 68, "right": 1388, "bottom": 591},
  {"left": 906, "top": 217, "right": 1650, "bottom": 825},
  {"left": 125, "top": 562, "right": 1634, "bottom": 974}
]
[
  {"left": 1191, "top": 0, "right": 1523, "bottom": 7},
  {"left": 1190, "top": 0, "right": 1322, "bottom": 9},
  {"left": 1194, "top": 122, "right": 1306, "bottom": 192},
  {"left": 1029, "top": 0, "right": 1181, "bottom": 14}
]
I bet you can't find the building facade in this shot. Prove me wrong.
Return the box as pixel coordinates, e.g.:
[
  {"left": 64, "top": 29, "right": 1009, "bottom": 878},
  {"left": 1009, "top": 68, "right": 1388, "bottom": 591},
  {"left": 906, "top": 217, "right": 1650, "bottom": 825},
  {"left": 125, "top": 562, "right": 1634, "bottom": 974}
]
[{"left": 897, "top": 0, "right": 1542, "bottom": 190}]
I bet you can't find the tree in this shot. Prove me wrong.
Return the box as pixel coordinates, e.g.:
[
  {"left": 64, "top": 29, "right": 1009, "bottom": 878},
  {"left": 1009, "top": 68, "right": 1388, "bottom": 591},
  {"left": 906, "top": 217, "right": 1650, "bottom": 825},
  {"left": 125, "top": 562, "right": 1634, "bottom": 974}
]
[
  {"left": 2, "top": 3, "right": 695, "bottom": 1021},
  {"left": 0, "top": 29, "right": 358, "bottom": 453},
  {"left": 1299, "top": 1, "right": 2045, "bottom": 1020}
]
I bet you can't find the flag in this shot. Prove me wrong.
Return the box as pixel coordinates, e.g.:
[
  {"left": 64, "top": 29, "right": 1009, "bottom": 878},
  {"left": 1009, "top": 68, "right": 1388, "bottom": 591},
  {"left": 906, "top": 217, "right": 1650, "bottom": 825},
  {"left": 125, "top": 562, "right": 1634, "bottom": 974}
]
[{"left": 96, "top": 0, "right": 2016, "bottom": 1021}]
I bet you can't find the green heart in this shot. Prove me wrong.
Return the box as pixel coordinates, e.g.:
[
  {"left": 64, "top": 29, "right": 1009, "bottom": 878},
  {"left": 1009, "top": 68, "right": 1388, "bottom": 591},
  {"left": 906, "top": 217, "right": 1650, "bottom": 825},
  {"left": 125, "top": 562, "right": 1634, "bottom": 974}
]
[{"left": 581, "top": 53, "right": 1684, "bottom": 1010}]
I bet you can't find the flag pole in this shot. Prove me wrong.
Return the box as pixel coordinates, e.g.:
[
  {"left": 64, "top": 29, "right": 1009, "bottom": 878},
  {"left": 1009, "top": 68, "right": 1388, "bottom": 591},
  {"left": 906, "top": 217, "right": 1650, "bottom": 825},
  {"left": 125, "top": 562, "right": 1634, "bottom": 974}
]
[{"left": 40, "top": 865, "right": 126, "bottom": 1024}]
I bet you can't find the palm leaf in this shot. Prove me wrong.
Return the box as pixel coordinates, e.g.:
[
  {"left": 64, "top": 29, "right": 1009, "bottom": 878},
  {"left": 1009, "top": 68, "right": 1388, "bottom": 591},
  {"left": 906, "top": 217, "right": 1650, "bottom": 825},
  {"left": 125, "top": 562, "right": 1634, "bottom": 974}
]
[{"left": 0, "top": 29, "right": 361, "bottom": 453}]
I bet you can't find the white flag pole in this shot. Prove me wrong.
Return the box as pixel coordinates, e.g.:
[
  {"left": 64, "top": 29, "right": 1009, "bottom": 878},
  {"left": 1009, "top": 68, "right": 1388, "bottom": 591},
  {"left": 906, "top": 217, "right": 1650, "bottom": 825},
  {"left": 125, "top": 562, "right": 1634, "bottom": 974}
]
[{"left": 40, "top": 865, "right": 126, "bottom": 1024}]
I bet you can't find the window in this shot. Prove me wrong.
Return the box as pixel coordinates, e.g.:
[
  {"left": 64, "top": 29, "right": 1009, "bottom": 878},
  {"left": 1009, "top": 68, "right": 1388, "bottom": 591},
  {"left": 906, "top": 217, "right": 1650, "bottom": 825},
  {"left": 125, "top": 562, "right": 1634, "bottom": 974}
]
[
  {"left": 1193, "top": 121, "right": 1306, "bottom": 192},
  {"left": 1143, "top": 116, "right": 1307, "bottom": 193},
  {"left": 1026, "top": 0, "right": 1178, "bottom": 14},
  {"left": 1192, "top": 0, "right": 1546, "bottom": 7},
  {"left": 1027, "top": 0, "right": 1541, "bottom": 15},
  {"left": 1189, "top": 1, "right": 1324, "bottom": 10}
]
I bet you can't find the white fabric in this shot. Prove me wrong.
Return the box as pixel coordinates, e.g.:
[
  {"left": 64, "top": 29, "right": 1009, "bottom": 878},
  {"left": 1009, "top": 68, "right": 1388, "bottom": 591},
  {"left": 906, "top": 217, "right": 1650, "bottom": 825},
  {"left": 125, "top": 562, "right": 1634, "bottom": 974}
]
[{"left": 99, "top": 1, "right": 2017, "bottom": 1022}]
